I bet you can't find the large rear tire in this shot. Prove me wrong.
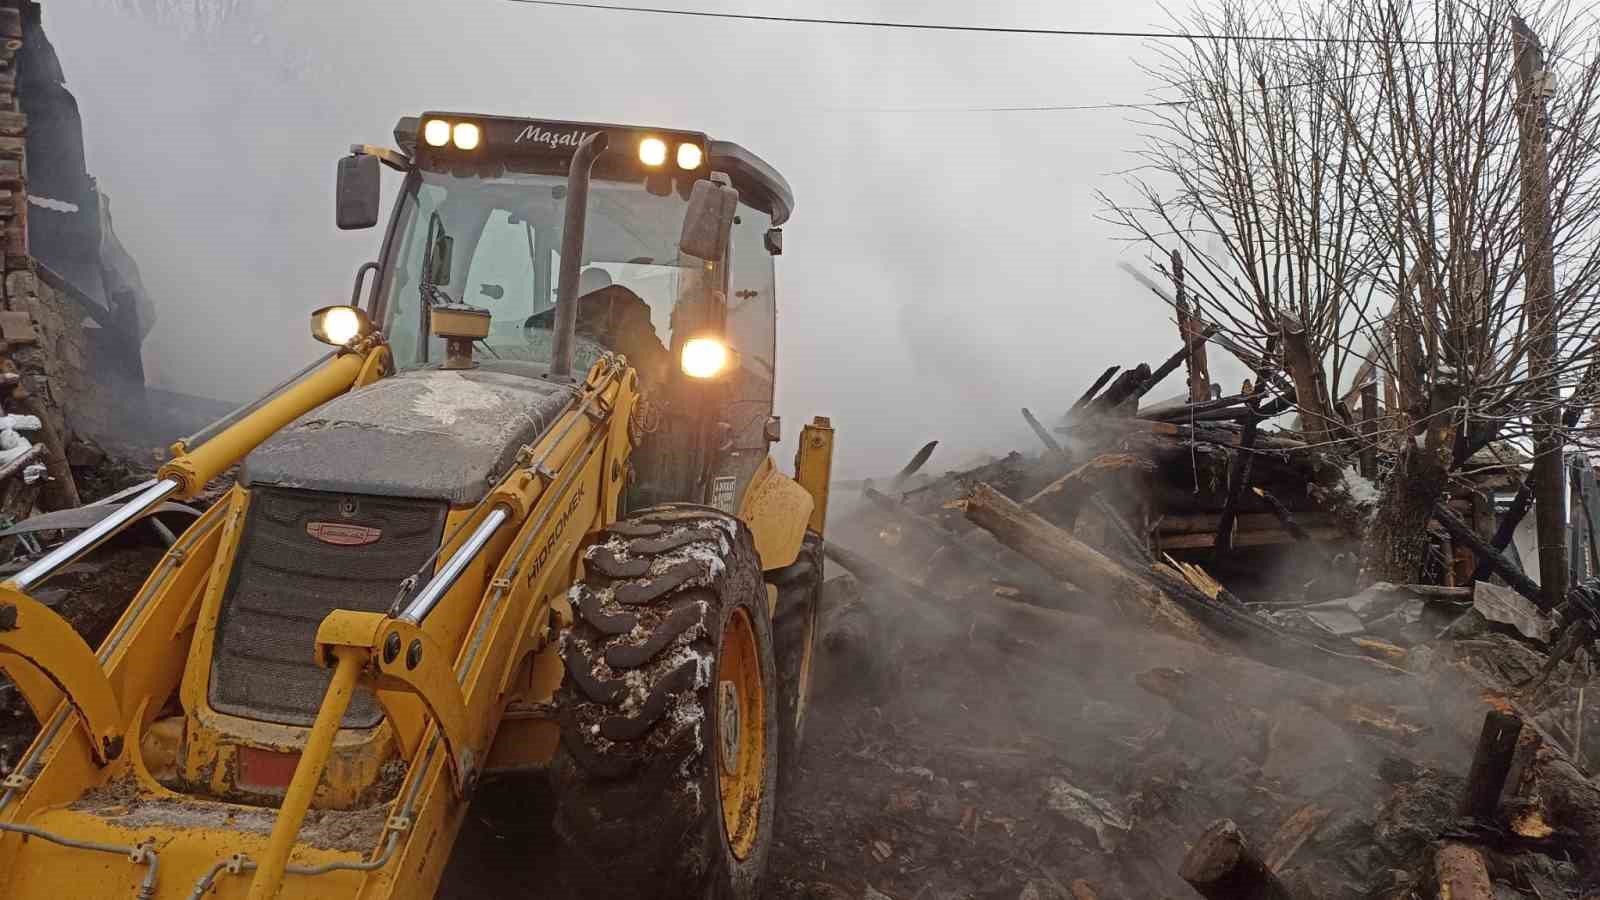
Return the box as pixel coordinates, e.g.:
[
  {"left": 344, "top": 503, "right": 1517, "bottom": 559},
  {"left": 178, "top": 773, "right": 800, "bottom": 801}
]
[{"left": 552, "top": 505, "right": 777, "bottom": 900}]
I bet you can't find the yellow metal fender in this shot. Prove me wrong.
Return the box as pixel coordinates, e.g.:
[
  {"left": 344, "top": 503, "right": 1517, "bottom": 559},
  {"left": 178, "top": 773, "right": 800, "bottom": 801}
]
[
  {"left": 0, "top": 589, "right": 124, "bottom": 766},
  {"left": 738, "top": 457, "right": 813, "bottom": 571}
]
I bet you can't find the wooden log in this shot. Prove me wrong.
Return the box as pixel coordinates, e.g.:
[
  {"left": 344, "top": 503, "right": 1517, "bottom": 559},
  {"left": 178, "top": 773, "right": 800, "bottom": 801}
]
[
  {"left": 1146, "top": 392, "right": 1252, "bottom": 423},
  {"left": 1024, "top": 453, "right": 1154, "bottom": 528},
  {"left": 1179, "top": 819, "right": 1292, "bottom": 900},
  {"left": 1071, "top": 365, "right": 1121, "bottom": 413},
  {"left": 890, "top": 440, "right": 939, "bottom": 489},
  {"left": 1518, "top": 732, "right": 1600, "bottom": 867},
  {"left": 1460, "top": 709, "right": 1523, "bottom": 819},
  {"left": 1091, "top": 363, "right": 1152, "bottom": 414},
  {"left": 861, "top": 486, "right": 1066, "bottom": 599},
  {"left": 1434, "top": 503, "right": 1546, "bottom": 609},
  {"left": 1021, "top": 407, "right": 1062, "bottom": 453},
  {"left": 965, "top": 483, "right": 1210, "bottom": 644},
  {"left": 1263, "top": 804, "right": 1331, "bottom": 873},
  {"left": 1434, "top": 843, "right": 1493, "bottom": 900}
]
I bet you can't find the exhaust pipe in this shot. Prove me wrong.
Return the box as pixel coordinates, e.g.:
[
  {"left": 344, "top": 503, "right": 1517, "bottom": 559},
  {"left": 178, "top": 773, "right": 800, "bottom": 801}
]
[{"left": 548, "top": 131, "right": 609, "bottom": 382}]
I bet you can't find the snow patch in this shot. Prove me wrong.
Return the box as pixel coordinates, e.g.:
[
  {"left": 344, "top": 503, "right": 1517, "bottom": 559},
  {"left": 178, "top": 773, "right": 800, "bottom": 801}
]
[
  {"left": 407, "top": 373, "right": 509, "bottom": 427},
  {"left": 1342, "top": 465, "right": 1379, "bottom": 505}
]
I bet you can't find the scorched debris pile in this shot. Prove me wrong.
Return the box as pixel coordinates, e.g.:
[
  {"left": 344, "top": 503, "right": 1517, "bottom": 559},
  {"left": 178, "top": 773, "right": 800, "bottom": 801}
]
[{"left": 772, "top": 335, "right": 1600, "bottom": 900}]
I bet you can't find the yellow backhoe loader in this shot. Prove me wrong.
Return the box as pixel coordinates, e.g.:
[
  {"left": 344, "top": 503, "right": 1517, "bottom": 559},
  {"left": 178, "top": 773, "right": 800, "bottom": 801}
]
[{"left": 0, "top": 112, "right": 832, "bottom": 899}]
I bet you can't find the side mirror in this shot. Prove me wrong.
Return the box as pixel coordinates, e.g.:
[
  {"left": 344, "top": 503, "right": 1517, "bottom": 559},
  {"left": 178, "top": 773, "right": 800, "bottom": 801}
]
[
  {"left": 679, "top": 179, "right": 738, "bottom": 262},
  {"left": 336, "top": 153, "right": 381, "bottom": 230}
]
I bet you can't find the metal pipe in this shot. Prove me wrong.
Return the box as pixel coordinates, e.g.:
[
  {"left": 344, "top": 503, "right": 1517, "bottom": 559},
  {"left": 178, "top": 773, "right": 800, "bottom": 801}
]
[
  {"left": 0, "top": 821, "right": 159, "bottom": 898},
  {"left": 178, "top": 351, "right": 334, "bottom": 452},
  {"left": 11, "top": 478, "right": 181, "bottom": 591},
  {"left": 246, "top": 647, "right": 363, "bottom": 900},
  {"left": 548, "top": 131, "right": 609, "bottom": 381},
  {"left": 397, "top": 505, "right": 511, "bottom": 625}
]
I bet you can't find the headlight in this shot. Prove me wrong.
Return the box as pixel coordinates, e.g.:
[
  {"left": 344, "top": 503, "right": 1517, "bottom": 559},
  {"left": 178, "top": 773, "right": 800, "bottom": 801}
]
[
  {"left": 310, "top": 305, "right": 373, "bottom": 346},
  {"left": 676, "top": 142, "right": 703, "bottom": 170},
  {"left": 452, "top": 122, "right": 481, "bottom": 150},
  {"left": 680, "top": 337, "right": 730, "bottom": 379},
  {"left": 638, "top": 137, "right": 668, "bottom": 167},
  {"left": 422, "top": 118, "right": 451, "bottom": 147}
]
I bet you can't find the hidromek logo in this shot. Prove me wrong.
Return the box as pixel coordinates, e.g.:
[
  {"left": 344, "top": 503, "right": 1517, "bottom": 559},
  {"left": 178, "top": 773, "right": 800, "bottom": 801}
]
[{"left": 513, "top": 124, "right": 600, "bottom": 150}]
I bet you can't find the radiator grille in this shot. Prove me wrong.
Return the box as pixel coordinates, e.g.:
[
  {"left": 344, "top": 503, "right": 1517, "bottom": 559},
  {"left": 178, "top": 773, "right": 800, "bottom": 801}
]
[{"left": 209, "top": 488, "right": 447, "bottom": 728}]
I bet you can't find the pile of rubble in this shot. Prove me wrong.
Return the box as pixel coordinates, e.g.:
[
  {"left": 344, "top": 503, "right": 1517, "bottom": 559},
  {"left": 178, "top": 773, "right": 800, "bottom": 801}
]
[{"left": 765, "top": 340, "right": 1600, "bottom": 899}]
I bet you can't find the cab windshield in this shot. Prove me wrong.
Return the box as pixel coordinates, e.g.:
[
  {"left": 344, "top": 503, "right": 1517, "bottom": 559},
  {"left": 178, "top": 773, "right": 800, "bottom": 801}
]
[
  {"left": 377, "top": 166, "right": 703, "bottom": 387},
  {"left": 373, "top": 159, "right": 778, "bottom": 456}
]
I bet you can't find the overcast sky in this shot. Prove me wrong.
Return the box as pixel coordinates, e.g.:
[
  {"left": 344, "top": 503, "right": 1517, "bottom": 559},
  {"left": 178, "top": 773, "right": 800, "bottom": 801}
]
[{"left": 44, "top": 0, "right": 1236, "bottom": 478}]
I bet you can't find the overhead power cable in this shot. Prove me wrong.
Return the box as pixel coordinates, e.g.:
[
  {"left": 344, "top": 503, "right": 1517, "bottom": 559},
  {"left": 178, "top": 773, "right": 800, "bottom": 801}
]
[
  {"left": 505, "top": 0, "right": 1486, "bottom": 46},
  {"left": 836, "top": 56, "right": 1465, "bottom": 113}
]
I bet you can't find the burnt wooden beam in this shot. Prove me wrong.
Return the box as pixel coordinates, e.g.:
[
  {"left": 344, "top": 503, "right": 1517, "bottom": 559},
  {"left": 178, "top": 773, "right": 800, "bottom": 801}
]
[
  {"left": 1071, "top": 365, "right": 1121, "bottom": 413},
  {"left": 1021, "top": 408, "right": 1062, "bottom": 453},
  {"left": 890, "top": 440, "right": 939, "bottom": 490},
  {"left": 1091, "top": 363, "right": 1152, "bottom": 415},
  {"left": 1214, "top": 414, "right": 1261, "bottom": 557},
  {"left": 1250, "top": 487, "right": 1333, "bottom": 565},
  {"left": 965, "top": 483, "right": 1210, "bottom": 644},
  {"left": 1435, "top": 503, "right": 1546, "bottom": 609},
  {"left": 1146, "top": 392, "right": 1252, "bottom": 423},
  {"left": 1135, "top": 323, "right": 1219, "bottom": 403},
  {"left": 1461, "top": 710, "right": 1523, "bottom": 819},
  {"left": 1025, "top": 453, "right": 1155, "bottom": 528},
  {"left": 1473, "top": 474, "right": 1536, "bottom": 583},
  {"left": 1179, "top": 819, "right": 1292, "bottom": 900}
]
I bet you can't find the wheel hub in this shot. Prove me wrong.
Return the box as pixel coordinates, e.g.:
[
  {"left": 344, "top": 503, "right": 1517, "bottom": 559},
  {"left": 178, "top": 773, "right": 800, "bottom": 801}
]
[{"left": 716, "top": 607, "right": 766, "bottom": 861}]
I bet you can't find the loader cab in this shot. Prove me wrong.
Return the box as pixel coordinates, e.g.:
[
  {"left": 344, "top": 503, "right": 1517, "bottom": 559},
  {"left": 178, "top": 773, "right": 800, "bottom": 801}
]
[{"left": 355, "top": 114, "right": 792, "bottom": 511}]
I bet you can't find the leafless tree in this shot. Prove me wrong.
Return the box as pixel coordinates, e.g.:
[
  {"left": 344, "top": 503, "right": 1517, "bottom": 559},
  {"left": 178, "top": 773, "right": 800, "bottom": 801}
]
[{"left": 1103, "top": 0, "right": 1600, "bottom": 584}]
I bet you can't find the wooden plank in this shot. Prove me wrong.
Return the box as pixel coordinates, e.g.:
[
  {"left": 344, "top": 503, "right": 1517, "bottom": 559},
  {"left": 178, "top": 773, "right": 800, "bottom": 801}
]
[{"left": 1158, "top": 527, "right": 1347, "bottom": 550}]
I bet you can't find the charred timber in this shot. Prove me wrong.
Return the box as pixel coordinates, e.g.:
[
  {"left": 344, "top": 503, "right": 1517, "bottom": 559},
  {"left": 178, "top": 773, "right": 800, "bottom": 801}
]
[
  {"left": 1021, "top": 408, "right": 1062, "bottom": 453},
  {"left": 1179, "top": 819, "right": 1293, "bottom": 900},
  {"left": 1090, "top": 363, "right": 1152, "bottom": 415},
  {"left": 1434, "top": 504, "right": 1546, "bottom": 609},
  {"left": 1135, "top": 324, "right": 1218, "bottom": 403},
  {"left": 1473, "top": 475, "right": 1535, "bottom": 583},
  {"left": 1461, "top": 710, "right": 1523, "bottom": 820},
  {"left": 966, "top": 483, "right": 1407, "bottom": 684},
  {"left": 1215, "top": 407, "right": 1262, "bottom": 556},
  {"left": 1071, "top": 365, "right": 1122, "bottom": 412}
]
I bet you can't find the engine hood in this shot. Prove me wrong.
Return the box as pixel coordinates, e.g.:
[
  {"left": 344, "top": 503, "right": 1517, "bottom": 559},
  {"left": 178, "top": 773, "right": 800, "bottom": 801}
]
[{"left": 241, "top": 367, "right": 578, "bottom": 505}]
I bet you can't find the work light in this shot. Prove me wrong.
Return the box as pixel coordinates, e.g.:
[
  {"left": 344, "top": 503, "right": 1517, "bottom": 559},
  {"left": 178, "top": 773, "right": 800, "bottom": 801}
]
[
  {"left": 681, "top": 336, "right": 733, "bottom": 379},
  {"left": 639, "top": 137, "right": 668, "bottom": 167},
  {"left": 422, "top": 118, "right": 451, "bottom": 147},
  {"left": 311, "top": 305, "right": 373, "bottom": 347},
  {"left": 452, "top": 122, "right": 481, "bottom": 150},
  {"left": 676, "top": 142, "right": 703, "bottom": 170}
]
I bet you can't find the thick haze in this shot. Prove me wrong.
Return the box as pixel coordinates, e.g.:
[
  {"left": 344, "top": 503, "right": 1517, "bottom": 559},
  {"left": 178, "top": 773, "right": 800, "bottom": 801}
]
[{"left": 47, "top": 0, "right": 1234, "bottom": 478}]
